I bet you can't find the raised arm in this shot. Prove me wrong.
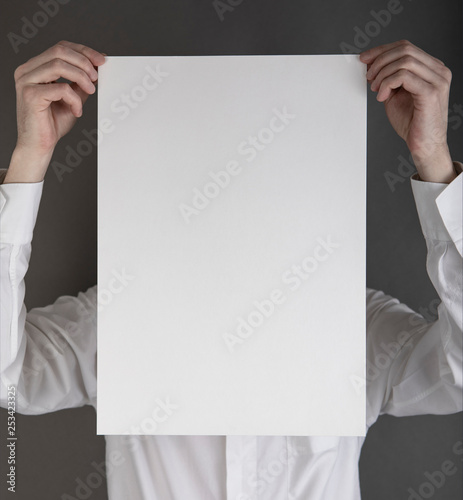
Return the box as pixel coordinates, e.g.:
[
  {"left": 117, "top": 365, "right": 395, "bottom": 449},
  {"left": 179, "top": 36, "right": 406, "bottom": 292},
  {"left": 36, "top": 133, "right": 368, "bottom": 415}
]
[
  {"left": 358, "top": 40, "right": 462, "bottom": 423},
  {"left": 364, "top": 169, "right": 462, "bottom": 423},
  {"left": 0, "top": 41, "right": 105, "bottom": 414}
]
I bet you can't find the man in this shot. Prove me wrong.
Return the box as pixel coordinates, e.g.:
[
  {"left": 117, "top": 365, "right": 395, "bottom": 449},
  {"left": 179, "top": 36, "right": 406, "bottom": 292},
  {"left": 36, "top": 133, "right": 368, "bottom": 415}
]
[{"left": 0, "top": 39, "right": 461, "bottom": 499}]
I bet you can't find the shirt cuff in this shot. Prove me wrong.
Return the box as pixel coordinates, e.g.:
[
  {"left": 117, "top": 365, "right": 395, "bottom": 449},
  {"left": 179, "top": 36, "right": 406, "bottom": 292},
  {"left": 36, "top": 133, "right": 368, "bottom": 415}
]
[
  {"left": 0, "top": 168, "right": 44, "bottom": 245},
  {"left": 410, "top": 161, "right": 463, "bottom": 252}
]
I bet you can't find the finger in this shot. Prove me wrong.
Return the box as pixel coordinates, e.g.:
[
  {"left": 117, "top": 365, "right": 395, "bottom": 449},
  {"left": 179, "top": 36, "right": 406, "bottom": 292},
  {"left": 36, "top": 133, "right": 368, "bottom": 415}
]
[
  {"left": 364, "top": 43, "right": 447, "bottom": 84},
  {"left": 18, "top": 58, "right": 96, "bottom": 95},
  {"left": 360, "top": 40, "right": 445, "bottom": 67},
  {"left": 360, "top": 40, "right": 405, "bottom": 65},
  {"left": 69, "top": 81, "right": 91, "bottom": 108},
  {"left": 24, "top": 82, "right": 83, "bottom": 117},
  {"left": 57, "top": 40, "right": 106, "bottom": 66},
  {"left": 370, "top": 55, "right": 449, "bottom": 93},
  {"left": 14, "top": 41, "right": 104, "bottom": 82},
  {"left": 376, "top": 68, "right": 434, "bottom": 102}
]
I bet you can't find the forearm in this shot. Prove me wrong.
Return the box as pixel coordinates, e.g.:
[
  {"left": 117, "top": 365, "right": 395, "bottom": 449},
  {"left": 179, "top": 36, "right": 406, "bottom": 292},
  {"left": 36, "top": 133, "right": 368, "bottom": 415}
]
[
  {"left": 413, "top": 166, "right": 463, "bottom": 315},
  {"left": 411, "top": 143, "right": 458, "bottom": 184},
  {"left": 3, "top": 146, "right": 54, "bottom": 184},
  {"left": 0, "top": 180, "right": 43, "bottom": 377}
]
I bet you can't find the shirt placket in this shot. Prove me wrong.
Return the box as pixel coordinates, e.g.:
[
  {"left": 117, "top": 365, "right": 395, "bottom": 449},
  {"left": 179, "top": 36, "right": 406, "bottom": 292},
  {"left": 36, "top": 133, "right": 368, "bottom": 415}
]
[{"left": 225, "top": 435, "right": 258, "bottom": 500}]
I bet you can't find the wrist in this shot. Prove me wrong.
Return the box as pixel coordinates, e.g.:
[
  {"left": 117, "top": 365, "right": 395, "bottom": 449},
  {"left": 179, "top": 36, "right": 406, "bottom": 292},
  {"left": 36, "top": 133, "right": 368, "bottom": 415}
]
[
  {"left": 410, "top": 144, "right": 456, "bottom": 184},
  {"left": 3, "top": 145, "right": 54, "bottom": 183}
]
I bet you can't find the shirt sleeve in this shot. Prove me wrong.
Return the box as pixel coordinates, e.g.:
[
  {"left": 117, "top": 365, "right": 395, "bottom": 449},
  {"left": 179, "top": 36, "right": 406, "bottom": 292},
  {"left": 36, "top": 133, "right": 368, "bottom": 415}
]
[
  {"left": 0, "top": 169, "right": 98, "bottom": 414},
  {"left": 366, "top": 161, "right": 463, "bottom": 427}
]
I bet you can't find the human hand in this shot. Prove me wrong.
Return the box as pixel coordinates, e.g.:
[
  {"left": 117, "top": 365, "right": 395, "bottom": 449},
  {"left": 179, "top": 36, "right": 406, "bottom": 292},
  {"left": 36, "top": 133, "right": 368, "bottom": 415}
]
[
  {"left": 5, "top": 41, "right": 105, "bottom": 183},
  {"left": 360, "top": 40, "right": 456, "bottom": 183}
]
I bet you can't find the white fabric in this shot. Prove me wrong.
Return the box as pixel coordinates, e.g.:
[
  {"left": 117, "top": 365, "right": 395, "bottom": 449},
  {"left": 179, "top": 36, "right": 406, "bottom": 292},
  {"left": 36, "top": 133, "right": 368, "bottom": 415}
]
[{"left": 1, "top": 163, "right": 462, "bottom": 500}]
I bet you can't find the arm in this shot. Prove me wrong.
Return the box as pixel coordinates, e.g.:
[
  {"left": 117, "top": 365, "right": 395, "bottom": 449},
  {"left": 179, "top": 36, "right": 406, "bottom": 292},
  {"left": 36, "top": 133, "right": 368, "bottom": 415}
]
[
  {"left": 359, "top": 41, "right": 462, "bottom": 424},
  {"left": 365, "top": 165, "right": 462, "bottom": 425},
  {"left": 0, "top": 187, "right": 99, "bottom": 413},
  {"left": 0, "top": 41, "right": 105, "bottom": 414}
]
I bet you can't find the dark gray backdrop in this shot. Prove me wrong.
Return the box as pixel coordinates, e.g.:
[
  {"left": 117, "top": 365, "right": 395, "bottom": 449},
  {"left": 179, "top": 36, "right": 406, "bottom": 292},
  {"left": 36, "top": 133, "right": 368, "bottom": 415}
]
[{"left": 1, "top": 0, "right": 462, "bottom": 498}]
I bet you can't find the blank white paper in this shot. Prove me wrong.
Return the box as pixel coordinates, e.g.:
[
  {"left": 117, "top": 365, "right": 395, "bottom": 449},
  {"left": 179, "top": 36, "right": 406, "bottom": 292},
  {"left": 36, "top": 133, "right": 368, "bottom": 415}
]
[{"left": 97, "top": 55, "right": 366, "bottom": 436}]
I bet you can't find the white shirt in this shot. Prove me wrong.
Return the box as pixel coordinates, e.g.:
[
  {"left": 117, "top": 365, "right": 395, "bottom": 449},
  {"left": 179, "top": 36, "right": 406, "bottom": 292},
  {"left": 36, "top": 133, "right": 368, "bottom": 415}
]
[{"left": 1, "top": 164, "right": 462, "bottom": 500}]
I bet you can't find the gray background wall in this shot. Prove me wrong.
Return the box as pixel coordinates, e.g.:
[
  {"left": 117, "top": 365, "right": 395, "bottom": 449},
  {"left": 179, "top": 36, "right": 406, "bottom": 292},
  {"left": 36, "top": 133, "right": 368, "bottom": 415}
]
[{"left": 1, "top": 0, "right": 461, "bottom": 498}]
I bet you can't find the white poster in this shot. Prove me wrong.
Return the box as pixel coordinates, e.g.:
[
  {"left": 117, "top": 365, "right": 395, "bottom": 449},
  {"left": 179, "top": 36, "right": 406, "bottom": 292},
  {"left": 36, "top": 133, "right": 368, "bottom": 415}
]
[{"left": 97, "top": 55, "right": 366, "bottom": 436}]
